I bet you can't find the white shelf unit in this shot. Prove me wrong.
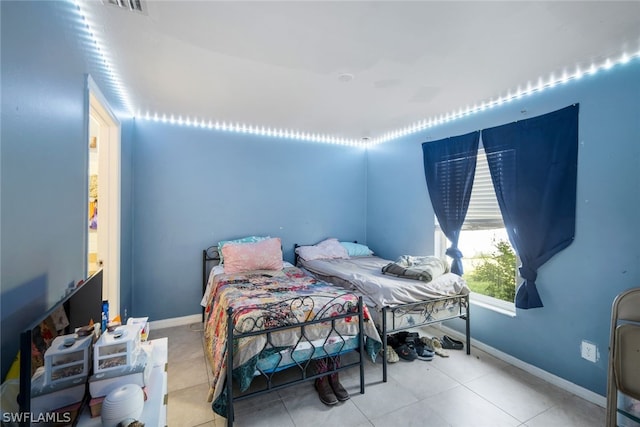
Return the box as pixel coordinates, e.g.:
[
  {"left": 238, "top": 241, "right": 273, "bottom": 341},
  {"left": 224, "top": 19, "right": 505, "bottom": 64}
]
[{"left": 77, "top": 337, "right": 168, "bottom": 427}]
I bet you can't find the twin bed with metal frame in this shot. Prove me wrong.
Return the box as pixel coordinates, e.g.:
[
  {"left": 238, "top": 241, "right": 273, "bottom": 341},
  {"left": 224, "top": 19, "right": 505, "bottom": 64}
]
[
  {"left": 294, "top": 241, "right": 471, "bottom": 382},
  {"left": 200, "top": 244, "right": 381, "bottom": 426}
]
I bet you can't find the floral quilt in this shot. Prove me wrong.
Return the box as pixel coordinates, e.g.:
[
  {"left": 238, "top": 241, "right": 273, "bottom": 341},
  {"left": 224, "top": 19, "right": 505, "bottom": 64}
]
[{"left": 203, "top": 267, "right": 381, "bottom": 416}]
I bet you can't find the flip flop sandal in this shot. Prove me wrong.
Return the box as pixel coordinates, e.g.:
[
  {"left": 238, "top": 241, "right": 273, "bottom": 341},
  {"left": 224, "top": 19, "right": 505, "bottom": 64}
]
[
  {"left": 414, "top": 342, "right": 435, "bottom": 361},
  {"left": 395, "top": 344, "right": 418, "bottom": 361},
  {"left": 385, "top": 345, "right": 400, "bottom": 363},
  {"left": 430, "top": 337, "right": 449, "bottom": 357},
  {"left": 442, "top": 335, "right": 464, "bottom": 350}
]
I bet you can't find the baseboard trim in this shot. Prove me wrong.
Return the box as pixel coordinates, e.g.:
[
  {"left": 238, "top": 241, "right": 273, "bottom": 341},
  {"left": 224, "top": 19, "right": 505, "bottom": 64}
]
[
  {"left": 437, "top": 324, "right": 607, "bottom": 408},
  {"left": 149, "top": 314, "right": 202, "bottom": 330}
]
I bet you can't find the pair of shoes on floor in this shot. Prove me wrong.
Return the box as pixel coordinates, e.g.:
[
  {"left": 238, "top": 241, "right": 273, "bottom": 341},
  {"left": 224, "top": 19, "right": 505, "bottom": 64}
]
[
  {"left": 315, "top": 374, "right": 350, "bottom": 406},
  {"left": 394, "top": 344, "right": 418, "bottom": 361},
  {"left": 386, "top": 331, "right": 420, "bottom": 362},
  {"left": 441, "top": 335, "right": 464, "bottom": 350},
  {"left": 386, "top": 331, "right": 418, "bottom": 349},
  {"left": 420, "top": 336, "right": 449, "bottom": 357},
  {"left": 413, "top": 341, "right": 435, "bottom": 361}
]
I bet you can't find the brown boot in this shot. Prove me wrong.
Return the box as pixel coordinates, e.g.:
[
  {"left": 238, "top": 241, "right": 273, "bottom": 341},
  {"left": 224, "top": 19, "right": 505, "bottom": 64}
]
[
  {"left": 328, "top": 372, "right": 350, "bottom": 401},
  {"left": 314, "top": 376, "right": 338, "bottom": 405}
]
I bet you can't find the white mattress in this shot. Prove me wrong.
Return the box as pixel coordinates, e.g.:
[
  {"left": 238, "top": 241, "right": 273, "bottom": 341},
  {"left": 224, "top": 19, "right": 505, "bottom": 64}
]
[{"left": 300, "top": 256, "right": 469, "bottom": 308}]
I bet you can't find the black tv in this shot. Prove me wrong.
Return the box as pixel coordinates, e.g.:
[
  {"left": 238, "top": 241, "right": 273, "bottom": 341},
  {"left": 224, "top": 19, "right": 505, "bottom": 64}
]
[{"left": 17, "top": 269, "right": 103, "bottom": 424}]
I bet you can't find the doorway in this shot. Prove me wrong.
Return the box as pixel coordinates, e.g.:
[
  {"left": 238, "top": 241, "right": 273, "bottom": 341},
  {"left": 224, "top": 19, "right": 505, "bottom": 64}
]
[{"left": 87, "top": 77, "right": 121, "bottom": 319}]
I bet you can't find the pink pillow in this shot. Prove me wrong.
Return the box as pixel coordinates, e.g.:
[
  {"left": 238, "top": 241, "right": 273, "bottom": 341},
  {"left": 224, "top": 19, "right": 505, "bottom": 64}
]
[{"left": 222, "top": 237, "right": 283, "bottom": 274}]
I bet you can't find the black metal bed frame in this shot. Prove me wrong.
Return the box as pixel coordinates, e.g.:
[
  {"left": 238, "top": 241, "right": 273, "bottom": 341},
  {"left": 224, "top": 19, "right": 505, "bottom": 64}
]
[
  {"left": 380, "top": 294, "right": 470, "bottom": 381},
  {"left": 202, "top": 246, "right": 368, "bottom": 426},
  {"left": 293, "top": 243, "right": 471, "bottom": 382}
]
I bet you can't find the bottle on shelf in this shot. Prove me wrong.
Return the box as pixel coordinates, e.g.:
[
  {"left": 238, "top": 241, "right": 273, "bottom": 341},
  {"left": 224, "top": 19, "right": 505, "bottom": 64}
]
[{"left": 101, "top": 300, "right": 109, "bottom": 332}]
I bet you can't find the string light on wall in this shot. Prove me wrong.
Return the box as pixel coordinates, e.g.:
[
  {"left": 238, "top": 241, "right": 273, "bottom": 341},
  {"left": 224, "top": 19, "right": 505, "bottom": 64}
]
[
  {"left": 136, "top": 110, "right": 366, "bottom": 147},
  {"left": 368, "top": 50, "right": 640, "bottom": 146},
  {"left": 74, "top": 0, "right": 637, "bottom": 150},
  {"left": 70, "top": 0, "right": 135, "bottom": 116},
  {"left": 138, "top": 52, "right": 640, "bottom": 146}
]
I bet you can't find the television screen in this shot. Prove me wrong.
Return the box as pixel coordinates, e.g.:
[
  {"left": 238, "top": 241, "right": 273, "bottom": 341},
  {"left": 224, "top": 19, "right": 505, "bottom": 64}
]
[
  {"left": 67, "top": 270, "right": 104, "bottom": 332},
  {"left": 17, "top": 269, "right": 103, "bottom": 422}
]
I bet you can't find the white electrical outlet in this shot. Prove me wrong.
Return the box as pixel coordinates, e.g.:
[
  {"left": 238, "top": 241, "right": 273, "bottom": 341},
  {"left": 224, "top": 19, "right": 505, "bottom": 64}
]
[{"left": 581, "top": 340, "right": 598, "bottom": 362}]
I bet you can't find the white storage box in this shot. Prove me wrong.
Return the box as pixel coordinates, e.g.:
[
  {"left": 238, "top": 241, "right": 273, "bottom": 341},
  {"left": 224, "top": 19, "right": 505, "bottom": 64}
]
[
  {"left": 89, "top": 348, "right": 150, "bottom": 398},
  {"left": 94, "top": 324, "right": 141, "bottom": 372},
  {"left": 44, "top": 334, "right": 92, "bottom": 385}
]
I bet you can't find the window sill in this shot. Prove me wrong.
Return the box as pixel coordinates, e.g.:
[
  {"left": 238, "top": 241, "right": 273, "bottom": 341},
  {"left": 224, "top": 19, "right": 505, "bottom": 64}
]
[{"left": 470, "top": 293, "right": 516, "bottom": 317}]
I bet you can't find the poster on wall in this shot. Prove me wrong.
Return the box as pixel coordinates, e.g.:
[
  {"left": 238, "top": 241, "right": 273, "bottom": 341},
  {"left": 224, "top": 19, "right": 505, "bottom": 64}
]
[{"left": 89, "top": 174, "right": 98, "bottom": 230}]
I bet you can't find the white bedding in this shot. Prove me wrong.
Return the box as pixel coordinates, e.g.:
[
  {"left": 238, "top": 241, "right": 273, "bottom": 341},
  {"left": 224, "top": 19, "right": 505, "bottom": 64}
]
[{"left": 300, "top": 256, "right": 469, "bottom": 308}]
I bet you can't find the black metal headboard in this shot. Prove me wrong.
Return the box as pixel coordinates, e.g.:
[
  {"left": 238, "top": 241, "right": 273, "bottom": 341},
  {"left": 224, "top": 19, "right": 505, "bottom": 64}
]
[
  {"left": 201, "top": 246, "right": 221, "bottom": 321},
  {"left": 293, "top": 243, "right": 302, "bottom": 267}
]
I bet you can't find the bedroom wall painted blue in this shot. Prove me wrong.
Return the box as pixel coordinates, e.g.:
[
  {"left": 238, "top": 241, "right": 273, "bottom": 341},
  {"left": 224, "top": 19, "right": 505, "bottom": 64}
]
[
  {"left": 2, "top": 0, "right": 638, "bottom": 400},
  {"left": 366, "top": 60, "right": 640, "bottom": 397},
  {"left": 131, "top": 121, "right": 367, "bottom": 320},
  {"left": 1, "top": 0, "right": 88, "bottom": 378},
  {"left": 0, "top": 1, "right": 135, "bottom": 379}
]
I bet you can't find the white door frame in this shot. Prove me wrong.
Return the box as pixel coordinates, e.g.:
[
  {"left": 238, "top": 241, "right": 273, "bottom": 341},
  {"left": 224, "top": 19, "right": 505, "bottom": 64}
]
[{"left": 87, "top": 75, "right": 121, "bottom": 318}]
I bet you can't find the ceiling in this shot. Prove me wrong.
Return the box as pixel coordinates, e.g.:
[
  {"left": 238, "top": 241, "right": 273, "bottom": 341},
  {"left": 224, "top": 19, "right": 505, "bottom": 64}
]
[{"left": 83, "top": 1, "right": 640, "bottom": 141}]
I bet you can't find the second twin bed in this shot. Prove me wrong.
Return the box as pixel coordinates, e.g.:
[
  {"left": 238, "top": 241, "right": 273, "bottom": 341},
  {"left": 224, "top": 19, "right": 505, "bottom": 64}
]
[{"left": 294, "top": 238, "right": 471, "bottom": 381}]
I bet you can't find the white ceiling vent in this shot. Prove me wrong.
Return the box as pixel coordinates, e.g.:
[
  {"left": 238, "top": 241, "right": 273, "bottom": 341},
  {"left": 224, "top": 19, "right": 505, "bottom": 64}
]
[{"left": 106, "top": 0, "right": 146, "bottom": 14}]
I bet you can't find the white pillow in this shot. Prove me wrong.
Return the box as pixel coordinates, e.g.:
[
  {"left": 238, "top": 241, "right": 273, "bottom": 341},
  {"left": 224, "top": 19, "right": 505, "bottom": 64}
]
[{"left": 296, "top": 238, "right": 349, "bottom": 261}]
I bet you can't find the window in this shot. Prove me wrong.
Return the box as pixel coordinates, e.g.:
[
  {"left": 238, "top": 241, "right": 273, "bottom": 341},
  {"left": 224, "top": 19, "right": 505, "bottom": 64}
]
[{"left": 435, "top": 148, "right": 518, "bottom": 310}]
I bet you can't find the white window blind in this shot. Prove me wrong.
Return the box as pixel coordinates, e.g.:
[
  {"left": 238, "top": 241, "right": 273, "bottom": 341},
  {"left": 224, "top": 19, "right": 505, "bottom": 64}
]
[{"left": 464, "top": 149, "right": 504, "bottom": 230}]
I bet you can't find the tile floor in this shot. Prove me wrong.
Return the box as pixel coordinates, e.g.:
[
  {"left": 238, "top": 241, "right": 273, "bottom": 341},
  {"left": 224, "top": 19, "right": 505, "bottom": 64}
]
[{"left": 148, "top": 324, "right": 605, "bottom": 427}]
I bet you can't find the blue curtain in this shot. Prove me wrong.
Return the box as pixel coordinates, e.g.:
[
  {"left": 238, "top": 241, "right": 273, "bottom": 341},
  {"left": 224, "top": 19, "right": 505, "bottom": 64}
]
[
  {"left": 422, "top": 131, "right": 480, "bottom": 275},
  {"left": 481, "top": 105, "right": 579, "bottom": 309}
]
